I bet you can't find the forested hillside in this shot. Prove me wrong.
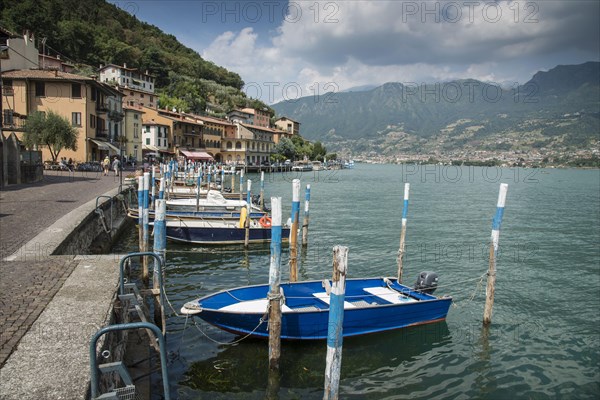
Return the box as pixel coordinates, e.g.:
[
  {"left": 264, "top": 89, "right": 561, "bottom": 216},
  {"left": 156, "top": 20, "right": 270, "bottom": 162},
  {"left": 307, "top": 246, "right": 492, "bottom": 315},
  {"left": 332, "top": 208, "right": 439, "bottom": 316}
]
[{"left": 0, "top": 0, "right": 270, "bottom": 115}]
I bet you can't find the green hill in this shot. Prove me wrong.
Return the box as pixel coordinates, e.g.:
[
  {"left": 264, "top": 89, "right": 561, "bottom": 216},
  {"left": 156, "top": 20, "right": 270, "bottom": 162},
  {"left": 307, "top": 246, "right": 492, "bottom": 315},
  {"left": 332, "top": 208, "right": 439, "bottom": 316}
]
[
  {"left": 0, "top": 0, "right": 270, "bottom": 115},
  {"left": 272, "top": 62, "right": 600, "bottom": 155}
]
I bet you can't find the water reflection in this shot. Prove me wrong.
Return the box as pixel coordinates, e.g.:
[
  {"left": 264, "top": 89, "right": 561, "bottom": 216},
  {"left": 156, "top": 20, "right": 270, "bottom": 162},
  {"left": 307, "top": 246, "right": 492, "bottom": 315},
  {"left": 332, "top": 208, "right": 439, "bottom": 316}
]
[{"left": 179, "top": 322, "right": 450, "bottom": 398}]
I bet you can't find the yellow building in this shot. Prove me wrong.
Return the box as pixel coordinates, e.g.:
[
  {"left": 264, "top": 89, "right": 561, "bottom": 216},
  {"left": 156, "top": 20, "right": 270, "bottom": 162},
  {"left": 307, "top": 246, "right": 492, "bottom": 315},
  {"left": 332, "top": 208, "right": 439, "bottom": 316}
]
[
  {"left": 274, "top": 116, "right": 300, "bottom": 143},
  {"left": 1, "top": 69, "right": 123, "bottom": 162},
  {"left": 123, "top": 105, "right": 144, "bottom": 163}
]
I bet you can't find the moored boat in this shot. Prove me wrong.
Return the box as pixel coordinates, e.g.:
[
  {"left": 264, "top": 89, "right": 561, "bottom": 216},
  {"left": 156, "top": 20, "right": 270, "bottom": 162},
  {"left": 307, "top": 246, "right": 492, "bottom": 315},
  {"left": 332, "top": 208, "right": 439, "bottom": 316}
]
[{"left": 181, "top": 274, "right": 451, "bottom": 339}]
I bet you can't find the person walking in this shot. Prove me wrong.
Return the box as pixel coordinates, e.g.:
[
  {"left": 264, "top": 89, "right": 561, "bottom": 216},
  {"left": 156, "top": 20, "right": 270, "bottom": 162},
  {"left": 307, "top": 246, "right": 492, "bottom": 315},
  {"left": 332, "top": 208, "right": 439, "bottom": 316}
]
[
  {"left": 112, "top": 156, "right": 121, "bottom": 177},
  {"left": 102, "top": 156, "right": 110, "bottom": 176}
]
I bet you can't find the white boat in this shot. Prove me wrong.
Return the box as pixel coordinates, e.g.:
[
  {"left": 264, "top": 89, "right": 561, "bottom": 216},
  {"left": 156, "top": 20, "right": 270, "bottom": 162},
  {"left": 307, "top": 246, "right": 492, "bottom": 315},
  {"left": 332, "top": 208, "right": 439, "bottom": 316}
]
[
  {"left": 166, "top": 190, "right": 255, "bottom": 212},
  {"left": 312, "top": 161, "right": 326, "bottom": 171},
  {"left": 291, "top": 162, "right": 313, "bottom": 171}
]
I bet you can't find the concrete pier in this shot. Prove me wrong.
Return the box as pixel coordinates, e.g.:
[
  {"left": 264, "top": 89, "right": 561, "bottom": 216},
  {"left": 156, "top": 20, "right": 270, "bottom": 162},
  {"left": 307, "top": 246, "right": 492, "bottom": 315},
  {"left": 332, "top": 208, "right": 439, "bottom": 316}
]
[{"left": 0, "top": 171, "right": 129, "bottom": 398}]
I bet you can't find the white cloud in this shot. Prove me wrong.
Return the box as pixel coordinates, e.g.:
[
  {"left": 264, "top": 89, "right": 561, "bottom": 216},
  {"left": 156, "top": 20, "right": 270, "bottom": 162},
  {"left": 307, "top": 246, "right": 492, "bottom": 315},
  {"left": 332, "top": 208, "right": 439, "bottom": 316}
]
[{"left": 200, "top": 1, "right": 599, "bottom": 104}]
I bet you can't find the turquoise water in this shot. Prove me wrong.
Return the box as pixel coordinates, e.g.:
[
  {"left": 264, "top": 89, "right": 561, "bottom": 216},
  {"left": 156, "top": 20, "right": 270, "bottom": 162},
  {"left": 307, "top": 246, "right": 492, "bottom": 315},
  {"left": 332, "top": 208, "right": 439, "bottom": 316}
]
[{"left": 117, "top": 164, "right": 600, "bottom": 399}]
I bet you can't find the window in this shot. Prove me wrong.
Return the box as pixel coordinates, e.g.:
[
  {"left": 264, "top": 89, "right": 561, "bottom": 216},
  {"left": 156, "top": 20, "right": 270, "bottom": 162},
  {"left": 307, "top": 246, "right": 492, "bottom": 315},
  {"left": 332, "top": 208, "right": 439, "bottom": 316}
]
[
  {"left": 134, "top": 113, "right": 138, "bottom": 120},
  {"left": 3, "top": 109, "right": 13, "bottom": 125},
  {"left": 149, "top": 96, "right": 153, "bottom": 102},
  {"left": 235, "top": 141, "right": 242, "bottom": 149},
  {"left": 134, "top": 123, "right": 139, "bottom": 138},
  {"left": 146, "top": 138, "right": 150, "bottom": 145},
  {"left": 90, "top": 114, "right": 96, "bottom": 128},
  {"left": 140, "top": 94, "right": 144, "bottom": 98},
  {"left": 72, "top": 112, "right": 81, "bottom": 126},
  {"left": 91, "top": 88, "right": 97, "bottom": 101},
  {"left": 35, "top": 82, "right": 45, "bottom": 97},
  {"left": 71, "top": 83, "right": 81, "bottom": 98}
]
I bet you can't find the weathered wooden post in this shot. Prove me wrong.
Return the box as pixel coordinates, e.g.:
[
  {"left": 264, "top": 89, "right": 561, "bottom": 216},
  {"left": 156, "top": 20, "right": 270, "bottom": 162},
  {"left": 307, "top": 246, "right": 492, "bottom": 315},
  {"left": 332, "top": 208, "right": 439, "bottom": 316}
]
[
  {"left": 195, "top": 171, "right": 202, "bottom": 212},
  {"left": 323, "top": 245, "right": 349, "bottom": 400},
  {"left": 289, "top": 179, "right": 301, "bottom": 282},
  {"left": 142, "top": 172, "right": 150, "bottom": 284},
  {"left": 268, "top": 197, "right": 283, "bottom": 370},
  {"left": 397, "top": 183, "right": 410, "bottom": 283},
  {"left": 151, "top": 165, "right": 156, "bottom": 208},
  {"left": 302, "top": 184, "right": 311, "bottom": 247},
  {"left": 221, "top": 168, "right": 225, "bottom": 193},
  {"left": 137, "top": 175, "right": 143, "bottom": 253},
  {"left": 158, "top": 175, "right": 165, "bottom": 200},
  {"left": 153, "top": 198, "right": 167, "bottom": 331},
  {"left": 483, "top": 183, "right": 508, "bottom": 325},
  {"left": 239, "top": 169, "right": 245, "bottom": 201},
  {"left": 245, "top": 179, "right": 252, "bottom": 248},
  {"left": 260, "top": 171, "right": 265, "bottom": 211}
]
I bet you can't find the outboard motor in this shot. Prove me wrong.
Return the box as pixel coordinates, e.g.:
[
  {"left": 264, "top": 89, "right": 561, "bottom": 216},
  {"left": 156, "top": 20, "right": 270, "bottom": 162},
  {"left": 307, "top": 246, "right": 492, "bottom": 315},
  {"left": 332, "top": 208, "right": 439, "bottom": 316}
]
[{"left": 414, "top": 271, "right": 439, "bottom": 294}]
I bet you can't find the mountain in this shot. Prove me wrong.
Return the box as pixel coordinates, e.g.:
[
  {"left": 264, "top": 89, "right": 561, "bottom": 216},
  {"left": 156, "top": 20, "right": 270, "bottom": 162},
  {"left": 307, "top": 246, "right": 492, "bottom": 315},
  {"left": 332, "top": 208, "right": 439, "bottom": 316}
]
[
  {"left": 272, "top": 62, "right": 600, "bottom": 156},
  {"left": 0, "top": 0, "right": 271, "bottom": 115}
]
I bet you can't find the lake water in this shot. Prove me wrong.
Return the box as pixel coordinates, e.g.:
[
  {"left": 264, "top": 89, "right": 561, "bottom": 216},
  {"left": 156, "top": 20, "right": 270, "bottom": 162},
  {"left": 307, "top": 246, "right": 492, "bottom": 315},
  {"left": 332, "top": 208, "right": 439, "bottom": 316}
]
[{"left": 115, "top": 164, "right": 600, "bottom": 399}]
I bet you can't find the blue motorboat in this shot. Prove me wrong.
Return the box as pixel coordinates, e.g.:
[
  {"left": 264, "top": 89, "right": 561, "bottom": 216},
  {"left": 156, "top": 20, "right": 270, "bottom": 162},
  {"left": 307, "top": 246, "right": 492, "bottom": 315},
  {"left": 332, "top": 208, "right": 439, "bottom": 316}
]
[{"left": 181, "top": 275, "right": 451, "bottom": 340}]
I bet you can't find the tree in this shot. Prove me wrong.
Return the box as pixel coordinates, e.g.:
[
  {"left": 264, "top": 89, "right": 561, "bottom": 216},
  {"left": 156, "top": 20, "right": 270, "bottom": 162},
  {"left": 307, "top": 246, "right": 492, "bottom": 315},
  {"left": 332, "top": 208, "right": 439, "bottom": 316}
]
[
  {"left": 274, "top": 137, "right": 296, "bottom": 160},
  {"left": 23, "top": 111, "right": 79, "bottom": 162},
  {"left": 312, "top": 141, "right": 327, "bottom": 160}
]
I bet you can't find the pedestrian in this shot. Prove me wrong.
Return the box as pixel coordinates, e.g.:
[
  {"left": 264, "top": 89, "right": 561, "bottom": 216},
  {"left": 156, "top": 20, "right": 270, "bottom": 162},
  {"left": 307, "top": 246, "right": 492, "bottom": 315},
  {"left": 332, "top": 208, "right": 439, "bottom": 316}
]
[
  {"left": 112, "top": 156, "right": 121, "bottom": 177},
  {"left": 102, "top": 156, "right": 110, "bottom": 176}
]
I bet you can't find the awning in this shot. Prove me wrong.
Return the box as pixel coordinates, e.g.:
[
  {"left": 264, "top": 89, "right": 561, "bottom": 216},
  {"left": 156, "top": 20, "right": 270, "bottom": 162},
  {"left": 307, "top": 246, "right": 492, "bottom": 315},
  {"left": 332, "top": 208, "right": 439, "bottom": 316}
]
[
  {"left": 180, "top": 150, "right": 214, "bottom": 160},
  {"left": 143, "top": 145, "right": 159, "bottom": 151},
  {"left": 89, "top": 139, "right": 120, "bottom": 155},
  {"left": 89, "top": 139, "right": 109, "bottom": 151}
]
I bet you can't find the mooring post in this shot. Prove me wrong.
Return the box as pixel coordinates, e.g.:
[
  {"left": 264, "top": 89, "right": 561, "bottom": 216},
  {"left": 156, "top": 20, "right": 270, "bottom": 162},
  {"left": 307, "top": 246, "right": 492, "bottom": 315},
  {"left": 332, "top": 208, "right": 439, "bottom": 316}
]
[
  {"left": 195, "top": 170, "right": 202, "bottom": 212},
  {"left": 260, "top": 171, "right": 265, "bottom": 211},
  {"left": 239, "top": 169, "right": 245, "bottom": 201},
  {"left": 245, "top": 179, "right": 252, "bottom": 248},
  {"left": 289, "top": 179, "right": 301, "bottom": 282},
  {"left": 221, "top": 168, "right": 225, "bottom": 193},
  {"left": 268, "top": 197, "right": 283, "bottom": 370},
  {"left": 483, "top": 183, "right": 508, "bottom": 325},
  {"left": 158, "top": 175, "right": 165, "bottom": 200},
  {"left": 397, "top": 183, "right": 410, "bottom": 283},
  {"left": 324, "top": 245, "right": 349, "bottom": 400},
  {"left": 231, "top": 165, "right": 236, "bottom": 193},
  {"left": 153, "top": 199, "right": 167, "bottom": 331},
  {"left": 137, "top": 176, "right": 143, "bottom": 255},
  {"left": 302, "top": 184, "right": 311, "bottom": 247},
  {"left": 142, "top": 172, "right": 150, "bottom": 284},
  {"left": 151, "top": 165, "right": 156, "bottom": 209}
]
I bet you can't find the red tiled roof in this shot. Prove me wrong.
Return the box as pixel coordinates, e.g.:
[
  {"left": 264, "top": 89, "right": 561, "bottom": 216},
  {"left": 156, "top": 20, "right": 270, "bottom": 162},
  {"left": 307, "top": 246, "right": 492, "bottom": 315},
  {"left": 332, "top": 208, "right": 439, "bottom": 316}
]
[{"left": 2, "top": 69, "right": 95, "bottom": 81}]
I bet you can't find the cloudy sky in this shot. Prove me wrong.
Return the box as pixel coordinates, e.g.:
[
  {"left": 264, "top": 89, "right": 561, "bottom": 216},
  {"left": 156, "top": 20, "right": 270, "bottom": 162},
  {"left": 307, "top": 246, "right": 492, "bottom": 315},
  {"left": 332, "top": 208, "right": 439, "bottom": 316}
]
[{"left": 113, "top": 0, "right": 599, "bottom": 104}]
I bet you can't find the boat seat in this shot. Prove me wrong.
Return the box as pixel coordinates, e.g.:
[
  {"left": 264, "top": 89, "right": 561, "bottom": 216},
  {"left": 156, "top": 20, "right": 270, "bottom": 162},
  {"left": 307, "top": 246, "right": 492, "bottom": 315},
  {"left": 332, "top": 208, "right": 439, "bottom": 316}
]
[
  {"left": 363, "top": 287, "right": 417, "bottom": 304},
  {"left": 312, "top": 292, "right": 356, "bottom": 309},
  {"left": 220, "top": 299, "right": 293, "bottom": 313}
]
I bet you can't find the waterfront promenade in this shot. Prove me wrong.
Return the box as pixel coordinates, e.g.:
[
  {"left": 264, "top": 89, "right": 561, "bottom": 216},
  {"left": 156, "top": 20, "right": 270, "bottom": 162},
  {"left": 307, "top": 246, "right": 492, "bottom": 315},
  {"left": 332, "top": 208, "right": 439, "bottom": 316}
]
[{"left": 0, "top": 170, "right": 123, "bottom": 368}]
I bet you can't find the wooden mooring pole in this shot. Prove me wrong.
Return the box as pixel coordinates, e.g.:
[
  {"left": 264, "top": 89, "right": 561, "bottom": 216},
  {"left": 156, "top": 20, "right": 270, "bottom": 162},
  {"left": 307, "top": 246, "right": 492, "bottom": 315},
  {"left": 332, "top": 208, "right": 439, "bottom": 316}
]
[
  {"left": 245, "top": 179, "right": 252, "bottom": 248},
  {"left": 302, "top": 184, "right": 311, "bottom": 247},
  {"left": 397, "top": 183, "right": 410, "bottom": 283},
  {"left": 324, "top": 245, "right": 349, "bottom": 400},
  {"left": 142, "top": 172, "right": 150, "bottom": 284},
  {"left": 483, "top": 183, "right": 508, "bottom": 325},
  {"left": 289, "top": 179, "right": 301, "bottom": 282},
  {"left": 268, "top": 197, "right": 283, "bottom": 370},
  {"left": 137, "top": 175, "right": 143, "bottom": 255},
  {"left": 260, "top": 171, "right": 265, "bottom": 211},
  {"left": 153, "top": 199, "right": 167, "bottom": 332}
]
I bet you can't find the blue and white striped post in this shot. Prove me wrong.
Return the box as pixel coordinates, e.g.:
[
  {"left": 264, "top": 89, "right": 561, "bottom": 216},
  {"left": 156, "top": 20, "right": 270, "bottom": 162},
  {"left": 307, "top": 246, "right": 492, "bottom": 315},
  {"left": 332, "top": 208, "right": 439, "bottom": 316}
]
[
  {"left": 142, "top": 172, "right": 150, "bottom": 284},
  {"left": 158, "top": 175, "right": 165, "bottom": 200},
  {"left": 151, "top": 165, "right": 156, "bottom": 208},
  {"left": 268, "top": 197, "right": 283, "bottom": 370},
  {"left": 195, "top": 171, "right": 202, "bottom": 212},
  {"left": 137, "top": 175, "right": 143, "bottom": 251},
  {"left": 220, "top": 167, "right": 225, "bottom": 193},
  {"left": 483, "top": 183, "right": 508, "bottom": 325},
  {"left": 289, "top": 179, "right": 301, "bottom": 282},
  {"left": 244, "top": 179, "right": 252, "bottom": 248},
  {"left": 324, "top": 245, "right": 349, "bottom": 400},
  {"left": 260, "top": 171, "right": 265, "bottom": 210},
  {"left": 153, "top": 198, "right": 167, "bottom": 330},
  {"left": 302, "top": 184, "right": 311, "bottom": 246},
  {"left": 397, "top": 183, "right": 410, "bottom": 283},
  {"left": 239, "top": 168, "right": 245, "bottom": 201}
]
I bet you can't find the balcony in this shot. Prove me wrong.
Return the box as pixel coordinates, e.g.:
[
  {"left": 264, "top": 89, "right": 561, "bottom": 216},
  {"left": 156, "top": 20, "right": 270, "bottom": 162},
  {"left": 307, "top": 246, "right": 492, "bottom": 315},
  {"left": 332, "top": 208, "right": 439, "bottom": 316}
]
[
  {"left": 96, "top": 101, "right": 109, "bottom": 113},
  {"left": 2, "top": 116, "right": 26, "bottom": 131},
  {"left": 96, "top": 129, "right": 108, "bottom": 139},
  {"left": 2, "top": 86, "right": 14, "bottom": 96}
]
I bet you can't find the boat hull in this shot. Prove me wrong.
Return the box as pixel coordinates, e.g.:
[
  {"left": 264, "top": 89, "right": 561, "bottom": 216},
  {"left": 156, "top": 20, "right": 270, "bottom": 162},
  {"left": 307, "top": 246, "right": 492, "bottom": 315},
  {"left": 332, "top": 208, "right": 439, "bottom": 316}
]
[
  {"left": 186, "top": 278, "right": 451, "bottom": 339},
  {"left": 166, "top": 224, "right": 291, "bottom": 245}
]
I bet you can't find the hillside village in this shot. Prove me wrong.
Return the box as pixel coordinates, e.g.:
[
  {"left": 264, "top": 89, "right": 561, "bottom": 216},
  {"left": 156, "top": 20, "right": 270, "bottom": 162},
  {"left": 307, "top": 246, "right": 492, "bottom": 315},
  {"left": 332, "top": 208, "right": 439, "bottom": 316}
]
[{"left": 0, "top": 28, "right": 302, "bottom": 185}]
